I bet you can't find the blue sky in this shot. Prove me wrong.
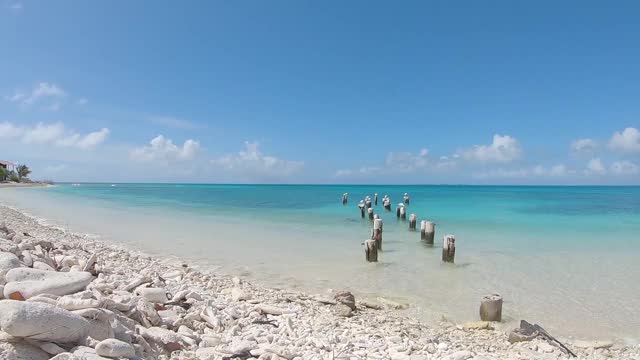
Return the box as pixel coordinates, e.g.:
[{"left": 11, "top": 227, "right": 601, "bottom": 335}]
[{"left": 1, "top": 1, "right": 639, "bottom": 184}]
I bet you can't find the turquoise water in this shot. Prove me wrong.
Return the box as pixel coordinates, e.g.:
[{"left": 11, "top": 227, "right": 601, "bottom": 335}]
[{"left": 1, "top": 184, "right": 639, "bottom": 341}]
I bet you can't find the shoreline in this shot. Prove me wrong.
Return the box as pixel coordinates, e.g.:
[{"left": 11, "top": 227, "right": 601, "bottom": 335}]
[
  {"left": 0, "top": 203, "right": 637, "bottom": 359},
  {"left": 0, "top": 182, "right": 52, "bottom": 188}
]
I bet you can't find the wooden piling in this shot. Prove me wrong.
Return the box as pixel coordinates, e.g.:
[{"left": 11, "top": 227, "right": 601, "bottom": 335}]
[
  {"left": 365, "top": 196, "right": 372, "bottom": 209},
  {"left": 409, "top": 214, "right": 417, "bottom": 230},
  {"left": 479, "top": 294, "right": 503, "bottom": 322},
  {"left": 399, "top": 204, "right": 406, "bottom": 220},
  {"left": 373, "top": 218, "right": 383, "bottom": 250},
  {"left": 383, "top": 197, "right": 391, "bottom": 211},
  {"left": 358, "top": 201, "right": 366, "bottom": 218},
  {"left": 374, "top": 193, "right": 378, "bottom": 206},
  {"left": 365, "top": 239, "right": 378, "bottom": 262},
  {"left": 403, "top": 193, "right": 410, "bottom": 205},
  {"left": 368, "top": 207, "right": 374, "bottom": 220},
  {"left": 422, "top": 221, "right": 435, "bottom": 245},
  {"left": 442, "top": 234, "right": 456, "bottom": 263},
  {"left": 342, "top": 193, "right": 348, "bottom": 205}
]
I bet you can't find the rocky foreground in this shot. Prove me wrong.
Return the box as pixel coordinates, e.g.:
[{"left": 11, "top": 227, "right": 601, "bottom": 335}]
[{"left": 0, "top": 204, "right": 637, "bottom": 360}]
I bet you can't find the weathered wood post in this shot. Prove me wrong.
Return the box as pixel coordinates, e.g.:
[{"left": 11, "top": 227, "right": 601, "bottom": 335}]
[
  {"left": 342, "top": 193, "right": 348, "bottom": 205},
  {"left": 442, "top": 234, "right": 456, "bottom": 263},
  {"left": 365, "top": 196, "right": 372, "bottom": 209},
  {"left": 403, "top": 193, "right": 410, "bottom": 205},
  {"left": 479, "top": 294, "right": 503, "bottom": 322},
  {"left": 423, "top": 221, "right": 435, "bottom": 244},
  {"left": 374, "top": 193, "right": 378, "bottom": 206},
  {"left": 383, "top": 196, "right": 391, "bottom": 211},
  {"left": 397, "top": 204, "right": 406, "bottom": 220},
  {"left": 368, "top": 207, "right": 374, "bottom": 220},
  {"left": 373, "top": 218, "right": 383, "bottom": 250},
  {"left": 365, "top": 239, "right": 378, "bottom": 262},
  {"left": 358, "top": 200, "right": 366, "bottom": 218},
  {"left": 409, "top": 214, "right": 417, "bottom": 230}
]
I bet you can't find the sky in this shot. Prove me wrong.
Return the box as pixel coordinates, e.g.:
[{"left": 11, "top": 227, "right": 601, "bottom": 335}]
[{"left": 1, "top": 1, "right": 639, "bottom": 184}]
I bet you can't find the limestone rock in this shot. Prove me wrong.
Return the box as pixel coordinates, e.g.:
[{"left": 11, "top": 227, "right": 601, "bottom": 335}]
[
  {"left": 95, "top": 338, "right": 135, "bottom": 358},
  {"left": 136, "top": 287, "right": 169, "bottom": 304},
  {"left": 139, "top": 326, "right": 183, "bottom": 350},
  {"left": 196, "top": 347, "right": 218, "bottom": 360},
  {"left": 335, "top": 304, "right": 353, "bottom": 317},
  {"left": 0, "top": 252, "right": 21, "bottom": 272},
  {"left": 334, "top": 290, "right": 356, "bottom": 310},
  {"left": 49, "top": 354, "right": 82, "bottom": 360},
  {"left": 0, "top": 342, "right": 50, "bottom": 360},
  {"left": 32, "top": 261, "right": 55, "bottom": 271},
  {"left": 462, "top": 321, "right": 494, "bottom": 330},
  {"left": 231, "top": 287, "right": 248, "bottom": 301},
  {"left": 508, "top": 328, "right": 538, "bottom": 343},
  {"left": 3, "top": 268, "right": 93, "bottom": 299},
  {"left": 359, "top": 300, "right": 383, "bottom": 310},
  {"left": 442, "top": 350, "right": 474, "bottom": 360},
  {"left": 538, "top": 342, "right": 556, "bottom": 353},
  {"left": 0, "top": 300, "right": 90, "bottom": 343},
  {"left": 51, "top": 352, "right": 83, "bottom": 360},
  {"left": 71, "top": 346, "right": 111, "bottom": 359}
]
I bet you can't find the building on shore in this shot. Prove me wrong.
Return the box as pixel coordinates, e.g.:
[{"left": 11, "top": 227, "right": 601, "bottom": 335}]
[{"left": 0, "top": 160, "right": 16, "bottom": 181}]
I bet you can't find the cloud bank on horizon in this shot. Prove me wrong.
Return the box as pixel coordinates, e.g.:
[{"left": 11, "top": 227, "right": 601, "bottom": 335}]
[{"left": 1, "top": 2, "right": 639, "bottom": 184}]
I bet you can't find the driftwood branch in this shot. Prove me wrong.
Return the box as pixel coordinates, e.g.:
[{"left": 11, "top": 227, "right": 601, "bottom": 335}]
[{"left": 520, "top": 320, "right": 576, "bottom": 357}]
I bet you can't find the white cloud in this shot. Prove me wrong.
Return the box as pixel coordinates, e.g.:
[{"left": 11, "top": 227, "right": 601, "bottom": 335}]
[
  {"left": 571, "top": 138, "right": 598, "bottom": 154},
  {"left": 585, "top": 158, "right": 606, "bottom": 175},
  {"left": 77, "top": 98, "right": 88, "bottom": 105},
  {"left": 6, "top": 82, "right": 66, "bottom": 107},
  {"left": 74, "top": 128, "right": 110, "bottom": 149},
  {"left": 0, "top": 122, "right": 24, "bottom": 138},
  {"left": 211, "top": 141, "right": 303, "bottom": 177},
  {"left": 335, "top": 166, "right": 381, "bottom": 177},
  {"left": 609, "top": 127, "right": 640, "bottom": 153},
  {"left": 610, "top": 161, "right": 639, "bottom": 176},
  {"left": 384, "top": 148, "right": 430, "bottom": 172},
  {"left": 0, "top": 121, "right": 109, "bottom": 149},
  {"left": 131, "top": 135, "right": 201, "bottom": 162},
  {"left": 459, "top": 134, "right": 521, "bottom": 163},
  {"left": 336, "top": 148, "right": 435, "bottom": 177},
  {"left": 549, "top": 164, "right": 568, "bottom": 177},
  {"left": 22, "top": 123, "right": 65, "bottom": 144},
  {"left": 474, "top": 164, "right": 571, "bottom": 179},
  {"left": 148, "top": 115, "right": 197, "bottom": 129},
  {"left": 10, "top": 2, "right": 22, "bottom": 10}
]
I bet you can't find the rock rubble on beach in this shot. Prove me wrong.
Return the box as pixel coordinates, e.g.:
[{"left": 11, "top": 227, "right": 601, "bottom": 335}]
[{"left": 0, "top": 204, "right": 638, "bottom": 360}]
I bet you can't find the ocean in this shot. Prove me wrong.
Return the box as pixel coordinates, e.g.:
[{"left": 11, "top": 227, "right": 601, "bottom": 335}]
[{"left": 1, "top": 184, "right": 639, "bottom": 341}]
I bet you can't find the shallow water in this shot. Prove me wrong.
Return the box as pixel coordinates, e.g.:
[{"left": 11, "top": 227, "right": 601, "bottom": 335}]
[{"left": 1, "top": 184, "right": 639, "bottom": 341}]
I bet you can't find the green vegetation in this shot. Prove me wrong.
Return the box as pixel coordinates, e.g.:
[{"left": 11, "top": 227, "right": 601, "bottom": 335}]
[
  {"left": 16, "top": 164, "right": 31, "bottom": 181},
  {"left": 0, "top": 167, "right": 7, "bottom": 181},
  {"left": 8, "top": 173, "right": 20, "bottom": 182}
]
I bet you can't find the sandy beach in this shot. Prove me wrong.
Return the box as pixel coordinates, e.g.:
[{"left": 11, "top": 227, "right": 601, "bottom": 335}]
[
  {"left": 0, "top": 182, "right": 52, "bottom": 188},
  {"left": 0, "top": 203, "right": 638, "bottom": 359}
]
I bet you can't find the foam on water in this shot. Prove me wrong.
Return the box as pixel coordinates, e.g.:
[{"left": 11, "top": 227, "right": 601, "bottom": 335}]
[{"left": 1, "top": 184, "right": 639, "bottom": 341}]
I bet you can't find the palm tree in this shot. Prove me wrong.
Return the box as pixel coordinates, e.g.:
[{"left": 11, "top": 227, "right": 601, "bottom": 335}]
[{"left": 16, "top": 164, "right": 31, "bottom": 181}]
